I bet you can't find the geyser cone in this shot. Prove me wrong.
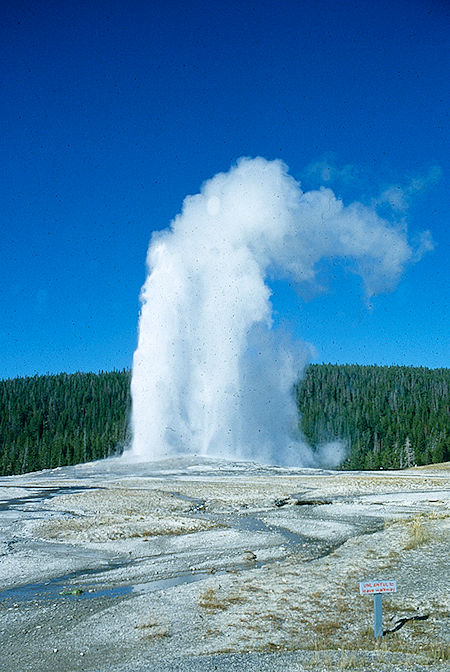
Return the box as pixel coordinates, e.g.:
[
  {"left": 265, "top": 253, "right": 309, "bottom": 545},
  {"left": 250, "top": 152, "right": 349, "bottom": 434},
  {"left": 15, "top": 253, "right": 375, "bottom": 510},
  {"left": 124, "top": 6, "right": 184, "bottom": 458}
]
[{"left": 128, "top": 157, "right": 416, "bottom": 466}]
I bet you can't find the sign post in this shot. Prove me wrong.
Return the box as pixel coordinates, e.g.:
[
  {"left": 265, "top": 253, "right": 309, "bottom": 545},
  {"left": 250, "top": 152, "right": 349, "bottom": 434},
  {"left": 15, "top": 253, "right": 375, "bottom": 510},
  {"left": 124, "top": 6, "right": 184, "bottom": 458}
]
[
  {"left": 360, "top": 580, "right": 397, "bottom": 638},
  {"left": 373, "top": 593, "right": 383, "bottom": 638}
]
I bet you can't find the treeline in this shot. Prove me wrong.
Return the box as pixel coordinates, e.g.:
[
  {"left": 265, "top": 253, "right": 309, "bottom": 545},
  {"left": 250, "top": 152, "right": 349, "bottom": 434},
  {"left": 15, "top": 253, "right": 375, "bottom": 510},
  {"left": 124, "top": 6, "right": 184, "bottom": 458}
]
[
  {"left": 297, "top": 364, "right": 449, "bottom": 469},
  {"left": 0, "top": 365, "right": 448, "bottom": 476},
  {"left": 0, "top": 370, "right": 130, "bottom": 476}
]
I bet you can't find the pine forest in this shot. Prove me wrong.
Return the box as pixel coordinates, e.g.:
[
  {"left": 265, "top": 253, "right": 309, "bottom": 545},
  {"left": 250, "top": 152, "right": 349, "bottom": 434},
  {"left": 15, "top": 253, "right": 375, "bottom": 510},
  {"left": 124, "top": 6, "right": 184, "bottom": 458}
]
[{"left": 0, "top": 365, "right": 448, "bottom": 476}]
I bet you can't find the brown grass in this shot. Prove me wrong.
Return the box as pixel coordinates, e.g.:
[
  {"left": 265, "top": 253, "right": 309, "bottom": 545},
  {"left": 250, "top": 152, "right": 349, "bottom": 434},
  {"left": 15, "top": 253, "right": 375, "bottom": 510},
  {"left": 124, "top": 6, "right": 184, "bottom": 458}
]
[
  {"left": 134, "top": 619, "right": 170, "bottom": 639},
  {"left": 198, "top": 586, "right": 246, "bottom": 612},
  {"left": 403, "top": 516, "right": 431, "bottom": 550}
]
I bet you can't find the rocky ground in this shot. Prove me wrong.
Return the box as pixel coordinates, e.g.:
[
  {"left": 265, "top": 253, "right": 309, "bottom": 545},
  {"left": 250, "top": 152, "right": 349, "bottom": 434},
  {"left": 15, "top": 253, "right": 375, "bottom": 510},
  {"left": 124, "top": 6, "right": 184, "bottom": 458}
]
[{"left": 0, "top": 457, "right": 448, "bottom": 671}]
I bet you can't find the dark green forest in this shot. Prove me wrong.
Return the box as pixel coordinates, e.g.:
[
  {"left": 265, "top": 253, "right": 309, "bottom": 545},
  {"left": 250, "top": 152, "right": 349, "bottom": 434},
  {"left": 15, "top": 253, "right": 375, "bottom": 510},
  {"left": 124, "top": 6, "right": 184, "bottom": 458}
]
[
  {"left": 0, "top": 370, "right": 131, "bottom": 476},
  {"left": 0, "top": 365, "right": 448, "bottom": 476},
  {"left": 297, "top": 364, "right": 449, "bottom": 470}
]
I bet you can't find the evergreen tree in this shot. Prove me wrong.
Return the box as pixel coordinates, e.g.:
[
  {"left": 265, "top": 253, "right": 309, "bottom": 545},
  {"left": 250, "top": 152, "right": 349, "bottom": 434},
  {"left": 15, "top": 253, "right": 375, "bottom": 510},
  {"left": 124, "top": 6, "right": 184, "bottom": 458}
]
[
  {"left": 0, "top": 365, "right": 448, "bottom": 475},
  {"left": 0, "top": 370, "right": 131, "bottom": 475},
  {"left": 297, "top": 364, "right": 449, "bottom": 470}
]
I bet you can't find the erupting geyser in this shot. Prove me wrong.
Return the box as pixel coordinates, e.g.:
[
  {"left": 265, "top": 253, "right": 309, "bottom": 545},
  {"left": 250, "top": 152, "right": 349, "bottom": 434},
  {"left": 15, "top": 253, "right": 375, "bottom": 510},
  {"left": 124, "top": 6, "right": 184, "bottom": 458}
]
[{"left": 128, "top": 157, "right": 420, "bottom": 466}]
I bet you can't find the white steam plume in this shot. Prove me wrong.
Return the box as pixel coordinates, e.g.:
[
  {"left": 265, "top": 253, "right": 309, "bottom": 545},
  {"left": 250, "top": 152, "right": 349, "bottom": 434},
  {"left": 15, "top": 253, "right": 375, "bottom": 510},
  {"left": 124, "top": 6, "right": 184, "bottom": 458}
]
[{"left": 128, "top": 157, "right": 418, "bottom": 466}]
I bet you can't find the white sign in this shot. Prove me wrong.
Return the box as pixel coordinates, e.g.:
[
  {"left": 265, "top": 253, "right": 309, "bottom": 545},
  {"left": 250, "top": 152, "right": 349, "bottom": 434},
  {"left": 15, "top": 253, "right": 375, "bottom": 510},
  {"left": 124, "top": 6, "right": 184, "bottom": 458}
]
[{"left": 360, "top": 580, "right": 397, "bottom": 595}]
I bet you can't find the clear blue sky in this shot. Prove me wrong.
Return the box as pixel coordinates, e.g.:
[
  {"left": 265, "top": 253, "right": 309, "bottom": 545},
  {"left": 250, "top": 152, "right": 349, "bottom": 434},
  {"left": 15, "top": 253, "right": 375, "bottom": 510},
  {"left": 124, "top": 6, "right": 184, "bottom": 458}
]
[{"left": 1, "top": 0, "right": 449, "bottom": 379}]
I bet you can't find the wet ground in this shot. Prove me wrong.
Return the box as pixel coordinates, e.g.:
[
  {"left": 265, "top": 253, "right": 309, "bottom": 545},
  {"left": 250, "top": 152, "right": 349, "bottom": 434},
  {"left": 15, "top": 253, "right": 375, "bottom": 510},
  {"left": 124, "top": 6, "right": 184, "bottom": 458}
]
[{"left": 0, "top": 457, "right": 448, "bottom": 671}]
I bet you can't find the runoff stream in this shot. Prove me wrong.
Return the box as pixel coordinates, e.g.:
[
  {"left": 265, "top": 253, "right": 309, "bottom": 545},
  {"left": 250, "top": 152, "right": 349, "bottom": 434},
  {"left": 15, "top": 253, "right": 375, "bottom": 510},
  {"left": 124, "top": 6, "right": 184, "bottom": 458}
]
[{"left": 0, "top": 483, "right": 384, "bottom": 605}]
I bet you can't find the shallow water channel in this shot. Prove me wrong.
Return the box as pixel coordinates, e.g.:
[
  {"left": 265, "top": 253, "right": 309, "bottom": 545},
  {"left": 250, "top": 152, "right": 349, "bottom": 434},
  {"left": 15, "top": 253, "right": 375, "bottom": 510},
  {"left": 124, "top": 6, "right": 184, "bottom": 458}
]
[{"left": 0, "top": 482, "right": 384, "bottom": 606}]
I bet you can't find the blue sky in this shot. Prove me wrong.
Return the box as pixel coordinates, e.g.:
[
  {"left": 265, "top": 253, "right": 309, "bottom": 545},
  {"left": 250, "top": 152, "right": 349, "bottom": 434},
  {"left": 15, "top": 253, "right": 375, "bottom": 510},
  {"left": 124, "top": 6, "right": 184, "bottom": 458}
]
[{"left": 1, "top": 0, "right": 449, "bottom": 379}]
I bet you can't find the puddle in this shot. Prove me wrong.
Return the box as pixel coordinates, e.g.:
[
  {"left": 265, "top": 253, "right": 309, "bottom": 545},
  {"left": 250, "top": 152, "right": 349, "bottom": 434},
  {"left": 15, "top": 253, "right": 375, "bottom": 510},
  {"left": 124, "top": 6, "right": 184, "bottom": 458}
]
[
  {"left": 0, "top": 579, "right": 132, "bottom": 603},
  {"left": 132, "top": 569, "right": 225, "bottom": 594},
  {"left": 233, "top": 514, "right": 309, "bottom": 547},
  {"left": 0, "top": 486, "right": 96, "bottom": 513},
  {"left": 0, "top": 564, "right": 229, "bottom": 605},
  {"left": 0, "top": 555, "right": 135, "bottom": 603}
]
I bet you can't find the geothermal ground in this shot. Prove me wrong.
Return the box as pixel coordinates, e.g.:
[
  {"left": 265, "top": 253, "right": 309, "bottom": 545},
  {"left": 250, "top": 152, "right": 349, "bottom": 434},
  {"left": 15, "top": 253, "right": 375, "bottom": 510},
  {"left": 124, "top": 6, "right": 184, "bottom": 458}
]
[{"left": 0, "top": 457, "right": 448, "bottom": 672}]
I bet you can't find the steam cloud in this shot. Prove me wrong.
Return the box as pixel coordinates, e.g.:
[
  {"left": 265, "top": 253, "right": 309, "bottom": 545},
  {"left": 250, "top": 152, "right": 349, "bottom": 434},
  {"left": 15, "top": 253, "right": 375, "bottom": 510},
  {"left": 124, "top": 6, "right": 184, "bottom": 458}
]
[{"left": 128, "top": 157, "right": 420, "bottom": 466}]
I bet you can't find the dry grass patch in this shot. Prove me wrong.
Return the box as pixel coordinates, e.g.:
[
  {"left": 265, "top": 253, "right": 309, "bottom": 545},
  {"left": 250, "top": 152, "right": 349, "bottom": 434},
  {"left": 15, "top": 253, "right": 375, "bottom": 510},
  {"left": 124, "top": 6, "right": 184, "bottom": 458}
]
[
  {"left": 337, "top": 651, "right": 359, "bottom": 669},
  {"left": 198, "top": 585, "right": 247, "bottom": 612},
  {"left": 134, "top": 618, "right": 170, "bottom": 639},
  {"left": 301, "top": 623, "right": 450, "bottom": 667},
  {"left": 427, "top": 642, "right": 450, "bottom": 663},
  {"left": 403, "top": 515, "right": 432, "bottom": 549},
  {"left": 313, "top": 620, "right": 341, "bottom": 637}
]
